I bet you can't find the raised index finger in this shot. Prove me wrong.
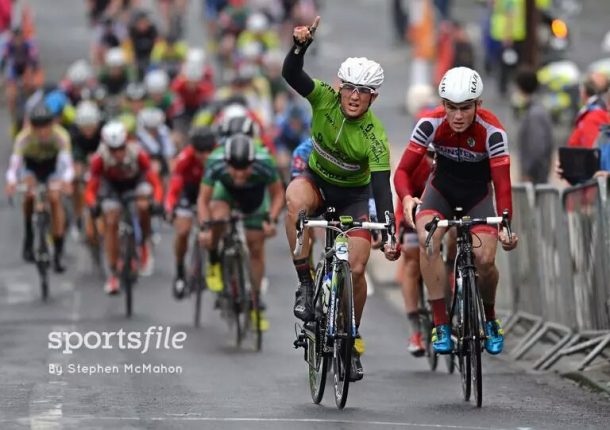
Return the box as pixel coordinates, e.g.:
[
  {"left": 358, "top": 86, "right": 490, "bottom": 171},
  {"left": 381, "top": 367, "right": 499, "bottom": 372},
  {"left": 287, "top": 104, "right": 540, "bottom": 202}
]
[{"left": 310, "top": 16, "right": 321, "bottom": 32}]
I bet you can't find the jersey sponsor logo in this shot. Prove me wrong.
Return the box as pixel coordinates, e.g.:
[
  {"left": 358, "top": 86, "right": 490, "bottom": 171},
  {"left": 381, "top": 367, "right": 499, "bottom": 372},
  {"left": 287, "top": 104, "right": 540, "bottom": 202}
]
[
  {"left": 467, "top": 137, "right": 476, "bottom": 148},
  {"left": 313, "top": 161, "right": 349, "bottom": 182},
  {"left": 435, "top": 146, "right": 487, "bottom": 162},
  {"left": 312, "top": 138, "right": 360, "bottom": 172},
  {"left": 360, "top": 122, "right": 386, "bottom": 164}
]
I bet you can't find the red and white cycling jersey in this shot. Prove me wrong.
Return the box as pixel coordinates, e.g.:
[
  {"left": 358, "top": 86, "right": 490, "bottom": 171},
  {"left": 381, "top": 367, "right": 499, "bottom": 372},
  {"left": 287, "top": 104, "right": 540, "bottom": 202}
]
[{"left": 394, "top": 106, "right": 512, "bottom": 218}]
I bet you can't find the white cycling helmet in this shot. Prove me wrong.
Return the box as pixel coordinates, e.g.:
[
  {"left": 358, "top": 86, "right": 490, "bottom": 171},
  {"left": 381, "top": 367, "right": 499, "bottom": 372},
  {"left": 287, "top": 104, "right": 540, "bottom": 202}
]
[
  {"left": 75, "top": 101, "right": 101, "bottom": 127},
  {"left": 183, "top": 61, "right": 204, "bottom": 81},
  {"left": 102, "top": 121, "right": 128, "bottom": 148},
  {"left": 67, "top": 60, "right": 93, "bottom": 85},
  {"left": 105, "top": 47, "right": 126, "bottom": 68},
  {"left": 138, "top": 107, "right": 166, "bottom": 129},
  {"left": 337, "top": 57, "right": 384, "bottom": 89},
  {"left": 222, "top": 104, "right": 248, "bottom": 122},
  {"left": 145, "top": 69, "right": 169, "bottom": 94},
  {"left": 247, "top": 12, "right": 269, "bottom": 33},
  {"left": 438, "top": 66, "right": 483, "bottom": 103},
  {"left": 186, "top": 48, "right": 206, "bottom": 66}
]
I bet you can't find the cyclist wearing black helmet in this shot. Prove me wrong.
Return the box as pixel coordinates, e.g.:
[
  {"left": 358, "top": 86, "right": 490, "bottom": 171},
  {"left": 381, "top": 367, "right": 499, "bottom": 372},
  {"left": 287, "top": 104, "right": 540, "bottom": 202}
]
[
  {"left": 165, "top": 126, "right": 217, "bottom": 298},
  {"left": 5, "top": 103, "right": 74, "bottom": 271},
  {"left": 197, "top": 134, "right": 285, "bottom": 330}
]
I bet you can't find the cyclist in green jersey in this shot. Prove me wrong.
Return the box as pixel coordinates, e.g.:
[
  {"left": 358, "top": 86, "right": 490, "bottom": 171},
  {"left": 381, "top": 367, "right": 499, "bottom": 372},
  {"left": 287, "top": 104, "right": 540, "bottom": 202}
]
[
  {"left": 282, "top": 17, "right": 400, "bottom": 381},
  {"left": 197, "top": 134, "right": 285, "bottom": 331}
]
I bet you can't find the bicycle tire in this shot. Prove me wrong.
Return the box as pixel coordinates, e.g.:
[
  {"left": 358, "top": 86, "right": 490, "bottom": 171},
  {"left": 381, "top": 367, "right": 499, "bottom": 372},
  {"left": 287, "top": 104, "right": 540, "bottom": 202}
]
[
  {"left": 120, "top": 234, "right": 135, "bottom": 318},
  {"left": 36, "top": 212, "right": 50, "bottom": 301},
  {"left": 308, "top": 261, "right": 328, "bottom": 404},
  {"left": 457, "top": 267, "right": 471, "bottom": 402},
  {"left": 333, "top": 261, "right": 353, "bottom": 409},
  {"left": 467, "top": 269, "right": 484, "bottom": 408},
  {"left": 192, "top": 244, "right": 205, "bottom": 327}
]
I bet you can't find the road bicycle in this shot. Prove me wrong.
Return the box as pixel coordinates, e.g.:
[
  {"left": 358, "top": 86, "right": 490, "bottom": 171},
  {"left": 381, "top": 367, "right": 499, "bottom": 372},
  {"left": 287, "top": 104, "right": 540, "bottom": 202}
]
[
  {"left": 293, "top": 208, "right": 396, "bottom": 409},
  {"left": 203, "top": 212, "right": 263, "bottom": 351},
  {"left": 424, "top": 208, "right": 512, "bottom": 407}
]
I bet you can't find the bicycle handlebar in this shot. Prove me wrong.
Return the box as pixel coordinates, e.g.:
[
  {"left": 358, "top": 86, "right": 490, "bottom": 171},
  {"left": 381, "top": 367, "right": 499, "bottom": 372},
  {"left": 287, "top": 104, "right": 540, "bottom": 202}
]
[
  {"left": 424, "top": 209, "right": 513, "bottom": 249},
  {"left": 293, "top": 210, "right": 397, "bottom": 257}
]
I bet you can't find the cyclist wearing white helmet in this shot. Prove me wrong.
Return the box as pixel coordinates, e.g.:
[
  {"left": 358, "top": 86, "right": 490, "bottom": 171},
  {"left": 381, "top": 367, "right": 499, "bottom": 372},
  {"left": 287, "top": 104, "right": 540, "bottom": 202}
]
[
  {"left": 61, "top": 60, "right": 96, "bottom": 105},
  {"left": 99, "top": 47, "right": 134, "bottom": 95},
  {"left": 395, "top": 66, "right": 518, "bottom": 356},
  {"left": 170, "top": 59, "right": 215, "bottom": 118},
  {"left": 69, "top": 101, "right": 104, "bottom": 238},
  {"left": 136, "top": 107, "right": 175, "bottom": 177},
  {"left": 144, "top": 69, "right": 184, "bottom": 127},
  {"left": 282, "top": 16, "right": 399, "bottom": 382},
  {"left": 85, "top": 121, "right": 164, "bottom": 293}
]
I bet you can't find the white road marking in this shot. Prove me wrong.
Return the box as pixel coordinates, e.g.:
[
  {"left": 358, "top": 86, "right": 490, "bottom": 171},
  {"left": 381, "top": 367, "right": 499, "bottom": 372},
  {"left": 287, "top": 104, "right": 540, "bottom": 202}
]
[{"left": 13, "top": 415, "right": 518, "bottom": 429}]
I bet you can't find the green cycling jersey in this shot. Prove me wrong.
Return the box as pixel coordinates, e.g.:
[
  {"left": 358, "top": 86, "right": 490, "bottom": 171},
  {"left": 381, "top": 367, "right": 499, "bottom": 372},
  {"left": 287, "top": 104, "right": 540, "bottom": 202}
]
[{"left": 306, "top": 79, "right": 390, "bottom": 187}]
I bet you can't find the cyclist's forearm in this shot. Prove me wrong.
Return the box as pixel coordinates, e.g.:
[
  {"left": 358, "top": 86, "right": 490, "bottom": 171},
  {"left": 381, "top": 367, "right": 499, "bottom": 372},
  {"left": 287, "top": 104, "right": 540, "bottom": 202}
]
[
  {"left": 5, "top": 154, "right": 21, "bottom": 184},
  {"left": 394, "top": 144, "right": 425, "bottom": 201},
  {"left": 371, "top": 170, "right": 394, "bottom": 223},
  {"left": 490, "top": 156, "right": 512, "bottom": 219},
  {"left": 282, "top": 48, "right": 314, "bottom": 97},
  {"left": 196, "top": 185, "right": 213, "bottom": 225}
]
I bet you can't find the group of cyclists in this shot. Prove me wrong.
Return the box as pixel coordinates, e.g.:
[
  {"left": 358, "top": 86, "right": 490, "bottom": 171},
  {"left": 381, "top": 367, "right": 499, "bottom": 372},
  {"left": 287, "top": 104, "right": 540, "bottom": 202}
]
[{"left": 3, "top": 0, "right": 519, "bottom": 384}]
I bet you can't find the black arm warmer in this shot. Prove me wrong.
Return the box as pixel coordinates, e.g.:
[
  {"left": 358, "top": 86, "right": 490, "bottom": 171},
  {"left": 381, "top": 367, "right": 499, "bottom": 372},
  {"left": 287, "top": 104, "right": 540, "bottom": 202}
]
[
  {"left": 282, "top": 47, "right": 315, "bottom": 97},
  {"left": 371, "top": 170, "right": 394, "bottom": 243}
]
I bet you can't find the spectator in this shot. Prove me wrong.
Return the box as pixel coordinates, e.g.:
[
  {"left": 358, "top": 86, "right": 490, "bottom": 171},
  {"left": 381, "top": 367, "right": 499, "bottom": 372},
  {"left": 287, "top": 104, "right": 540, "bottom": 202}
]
[
  {"left": 567, "top": 72, "right": 610, "bottom": 149},
  {"left": 514, "top": 68, "right": 554, "bottom": 183}
]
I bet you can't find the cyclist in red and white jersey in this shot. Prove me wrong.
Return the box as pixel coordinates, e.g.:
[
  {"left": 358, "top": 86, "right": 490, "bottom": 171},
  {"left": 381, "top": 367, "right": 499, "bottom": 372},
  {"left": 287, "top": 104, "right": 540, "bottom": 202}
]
[{"left": 394, "top": 67, "right": 518, "bottom": 356}]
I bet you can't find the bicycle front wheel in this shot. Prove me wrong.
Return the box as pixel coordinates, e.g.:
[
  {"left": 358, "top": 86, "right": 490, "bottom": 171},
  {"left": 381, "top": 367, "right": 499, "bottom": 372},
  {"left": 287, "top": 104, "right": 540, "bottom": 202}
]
[
  {"left": 120, "top": 234, "right": 135, "bottom": 318},
  {"left": 308, "top": 261, "right": 328, "bottom": 404},
  {"left": 192, "top": 244, "right": 205, "bottom": 327},
  {"left": 456, "top": 269, "right": 471, "bottom": 401},
  {"left": 35, "top": 212, "right": 50, "bottom": 301},
  {"left": 332, "top": 261, "right": 354, "bottom": 409},
  {"left": 467, "top": 269, "right": 484, "bottom": 408}
]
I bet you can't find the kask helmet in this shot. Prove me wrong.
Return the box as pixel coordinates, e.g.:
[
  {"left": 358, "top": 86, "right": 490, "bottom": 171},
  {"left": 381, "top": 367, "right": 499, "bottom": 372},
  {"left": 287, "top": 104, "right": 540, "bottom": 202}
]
[
  {"left": 102, "top": 121, "right": 128, "bottom": 148},
  {"left": 224, "top": 134, "right": 255, "bottom": 169},
  {"left": 67, "top": 60, "right": 93, "bottom": 85},
  {"left": 337, "top": 57, "right": 384, "bottom": 89},
  {"left": 189, "top": 126, "right": 217, "bottom": 152},
  {"left": 438, "top": 67, "right": 483, "bottom": 103}
]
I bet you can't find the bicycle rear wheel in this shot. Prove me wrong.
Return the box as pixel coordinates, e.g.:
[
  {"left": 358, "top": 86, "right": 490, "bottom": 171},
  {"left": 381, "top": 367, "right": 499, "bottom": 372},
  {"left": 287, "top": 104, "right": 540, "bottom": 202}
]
[
  {"left": 308, "top": 262, "right": 328, "bottom": 404},
  {"left": 191, "top": 244, "right": 205, "bottom": 327},
  {"left": 467, "top": 269, "right": 484, "bottom": 408},
  {"left": 35, "top": 212, "right": 50, "bottom": 301},
  {"left": 333, "top": 262, "right": 354, "bottom": 409}
]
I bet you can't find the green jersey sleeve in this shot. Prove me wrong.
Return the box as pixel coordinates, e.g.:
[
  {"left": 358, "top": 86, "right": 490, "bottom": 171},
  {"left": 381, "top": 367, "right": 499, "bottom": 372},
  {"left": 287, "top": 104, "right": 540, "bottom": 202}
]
[{"left": 305, "top": 79, "right": 338, "bottom": 111}]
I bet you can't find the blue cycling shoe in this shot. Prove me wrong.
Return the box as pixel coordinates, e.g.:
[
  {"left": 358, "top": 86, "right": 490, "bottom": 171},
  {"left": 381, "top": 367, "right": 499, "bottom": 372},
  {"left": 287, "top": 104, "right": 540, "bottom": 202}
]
[
  {"left": 431, "top": 324, "right": 453, "bottom": 354},
  {"left": 484, "top": 320, "right": 504, "bottom": 355}
]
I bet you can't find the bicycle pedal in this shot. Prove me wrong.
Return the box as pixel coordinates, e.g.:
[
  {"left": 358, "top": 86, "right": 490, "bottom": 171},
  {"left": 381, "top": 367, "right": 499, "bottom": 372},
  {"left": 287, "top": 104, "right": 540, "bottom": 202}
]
[{"left": 293, "top": 335, "right": 307, "bottom": 349}]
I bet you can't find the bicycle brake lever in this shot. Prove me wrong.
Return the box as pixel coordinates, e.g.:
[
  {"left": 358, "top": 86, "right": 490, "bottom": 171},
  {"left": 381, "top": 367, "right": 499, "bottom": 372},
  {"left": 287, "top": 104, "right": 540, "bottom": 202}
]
[{"left": 502, "top": 209, "right": 513, "bottom": 244}]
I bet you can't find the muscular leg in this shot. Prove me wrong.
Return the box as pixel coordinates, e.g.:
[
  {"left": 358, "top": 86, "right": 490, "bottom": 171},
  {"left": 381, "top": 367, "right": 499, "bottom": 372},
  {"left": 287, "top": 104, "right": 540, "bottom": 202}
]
[
  {"left": 103, "top": 208, "right": 121, "bottom": 271},
  {"left": 416, "top": 214, "right": 449, "bottom": 325},
  {"left": 285, "top": 177, "right": 322, "bottom": 320},
  {"left": 173, "top": 215, "right": 192, "bottom": 277},
  {"left": 246, "top": 230, "right": 265, "bottom": 291},
  {"left": 136, "top": 198, "right": 151, "bottom": 242},
  {"left": 472, "top": 232, "right": 499, "bottom": 321},
  {"left": 400, "top": 246, "right": 422, "bottom": 333},
  {"left": 209, "top": 200, "right": 230, "bottom": 250},
  {"left": 348, "top": 236, "right": 371, "bottom": 327}
]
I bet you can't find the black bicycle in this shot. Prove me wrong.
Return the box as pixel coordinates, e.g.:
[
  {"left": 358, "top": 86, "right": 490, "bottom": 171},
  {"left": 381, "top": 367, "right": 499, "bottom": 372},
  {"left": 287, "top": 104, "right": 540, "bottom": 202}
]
[
  {"left": 424, "top": 208, "right": 511, "bottom": 408},
  {"left": 116, "top": 191, "right": 143, "bottom": 318},
  {"left": 187, "top": 216, "right": 207, "bottom": 328},
  {"left": 12, "top": 183, "right": 54, "bottom": 300},
  {"left": 204, "top": 212, "right": 263, "bottom": 351},
  {"left": 293, "top": 208, "right": 396, "bottom": 409}
]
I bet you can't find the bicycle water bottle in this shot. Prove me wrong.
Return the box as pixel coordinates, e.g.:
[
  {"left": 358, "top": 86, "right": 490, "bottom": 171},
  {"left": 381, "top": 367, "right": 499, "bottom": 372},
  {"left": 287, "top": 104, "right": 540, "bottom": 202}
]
[{"left": 322, "top": 273, "right": 332, "bottom": 312}]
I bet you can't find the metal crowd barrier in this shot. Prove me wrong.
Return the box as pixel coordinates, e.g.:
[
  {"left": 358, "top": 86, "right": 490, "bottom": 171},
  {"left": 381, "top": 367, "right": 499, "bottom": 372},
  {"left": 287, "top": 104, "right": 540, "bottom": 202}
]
[{"left": 498, "top": 178, "right": 610, "bottom": 371}]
